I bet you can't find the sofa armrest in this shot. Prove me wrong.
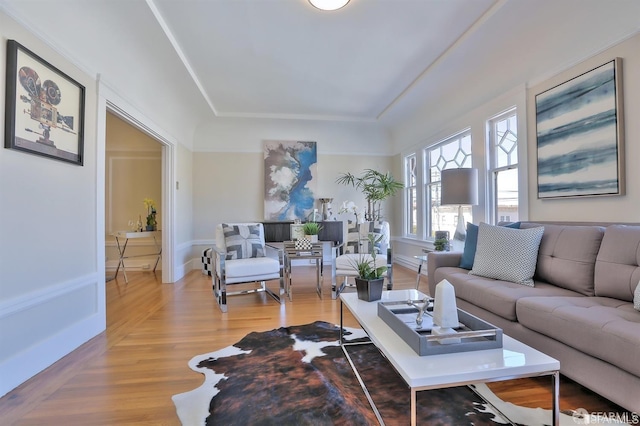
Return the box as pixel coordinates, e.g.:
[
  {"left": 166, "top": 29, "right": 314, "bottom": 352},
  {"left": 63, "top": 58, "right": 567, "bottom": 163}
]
[{"left": 427, "top": 252, "right": 462, "bottom": 293}]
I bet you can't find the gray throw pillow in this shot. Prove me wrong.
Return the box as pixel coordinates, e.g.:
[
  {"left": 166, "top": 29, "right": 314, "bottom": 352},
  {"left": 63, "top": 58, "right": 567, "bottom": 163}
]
[
  {"left": 469, "top": 223, "right": 544, "bottom": 287},
  {"left": 634, "top": 281, "right": 640, "bottom": 311},
  {"left": 345, "top": 220, "right": 361, "bottom": 254},
  {"left": 222, "top": 224, "right": 265, "bottom": 260}
]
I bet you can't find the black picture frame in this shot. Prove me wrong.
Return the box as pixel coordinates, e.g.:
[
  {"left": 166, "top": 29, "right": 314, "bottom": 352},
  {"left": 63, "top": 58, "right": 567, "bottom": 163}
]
[{"left": 4, "top": 40, "right": 85, "bottom": 165}]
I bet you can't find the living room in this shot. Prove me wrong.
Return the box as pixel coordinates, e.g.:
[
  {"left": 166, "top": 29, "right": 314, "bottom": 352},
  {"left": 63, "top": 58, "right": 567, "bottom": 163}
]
[{"left": 1, "top": 0, "right": 640, "bottom": 418}]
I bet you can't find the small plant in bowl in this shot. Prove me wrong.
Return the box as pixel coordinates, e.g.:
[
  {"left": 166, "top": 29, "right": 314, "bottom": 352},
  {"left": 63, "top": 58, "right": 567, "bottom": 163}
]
[
  {"left": 302, "top": 221, "right": 322, "bottom": 242},
  {"left": 434, "top": 238, "right": 449, "bottom": 251}
]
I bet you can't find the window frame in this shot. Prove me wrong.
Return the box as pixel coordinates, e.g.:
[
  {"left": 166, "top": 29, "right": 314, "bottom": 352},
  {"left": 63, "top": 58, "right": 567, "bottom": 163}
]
[
  {"left": 423, "top": 129, "right": 473, "bottom": 239},
  {"left": 487, "top": 108, "right": 519, "bottom": 225}
]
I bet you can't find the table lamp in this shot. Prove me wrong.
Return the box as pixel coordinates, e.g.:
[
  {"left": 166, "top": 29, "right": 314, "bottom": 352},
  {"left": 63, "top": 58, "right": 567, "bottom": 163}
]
[{"left": 440, "top": 168, "right": 478, "bottom": 244}]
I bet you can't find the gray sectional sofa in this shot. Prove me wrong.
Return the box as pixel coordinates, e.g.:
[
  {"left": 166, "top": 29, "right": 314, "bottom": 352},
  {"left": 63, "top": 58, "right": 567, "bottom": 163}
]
[{"left": 427, "top": 221, "right": 640, "bottom": 411}]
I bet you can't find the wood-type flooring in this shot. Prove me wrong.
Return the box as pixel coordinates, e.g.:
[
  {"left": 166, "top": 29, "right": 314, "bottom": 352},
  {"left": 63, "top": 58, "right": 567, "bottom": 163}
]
[{"left": 0, "top": 263, "right": 628, "bottom": 425}]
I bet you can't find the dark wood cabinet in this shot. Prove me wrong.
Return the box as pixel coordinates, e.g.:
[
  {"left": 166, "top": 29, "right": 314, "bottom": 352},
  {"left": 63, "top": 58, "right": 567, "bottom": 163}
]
[{"left": 263, "top": 221, "right": 343, "bottom": 244}]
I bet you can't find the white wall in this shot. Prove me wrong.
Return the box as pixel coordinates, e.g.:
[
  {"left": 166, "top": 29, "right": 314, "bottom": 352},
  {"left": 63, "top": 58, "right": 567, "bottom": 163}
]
[
  {"left": 175, "top": 142, "right": 195, "bottom": 276},
  {"left": 193, "top": 117, "right": 391, "bottom": 155},
  {"left": 191, "top": 151, "right": 395, "bottom": 256},
  {"left": 0, "top": 7, "right": 199, "bottom": 397},
  {"left": 0, "top": 11, "right": 103, "bottom": 396},
  {"left": 390, "top": 33, "right": 640, "bottom": 269}
]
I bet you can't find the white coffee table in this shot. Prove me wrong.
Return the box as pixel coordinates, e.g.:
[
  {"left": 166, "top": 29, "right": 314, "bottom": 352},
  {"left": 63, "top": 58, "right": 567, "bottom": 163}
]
[{"left": 339, "top": 289, "right": 560, "bottom": 426}]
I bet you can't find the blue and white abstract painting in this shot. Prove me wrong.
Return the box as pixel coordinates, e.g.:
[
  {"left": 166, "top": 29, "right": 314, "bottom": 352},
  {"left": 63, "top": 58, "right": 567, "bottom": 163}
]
[
  {"left": 264, "top": 140, "right": 317, "bottom": 220},
  {"left": 536, "top": 59, "right": 623, "bottom": 198}
]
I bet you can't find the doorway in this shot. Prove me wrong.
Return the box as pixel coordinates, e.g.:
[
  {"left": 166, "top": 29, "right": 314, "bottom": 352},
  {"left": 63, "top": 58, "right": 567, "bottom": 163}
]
[{"left": 105, "top": 112, "right": 163, "bottom": 280}]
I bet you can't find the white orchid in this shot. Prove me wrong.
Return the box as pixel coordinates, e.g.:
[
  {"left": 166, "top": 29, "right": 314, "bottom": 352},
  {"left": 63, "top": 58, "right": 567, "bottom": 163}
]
[{"left": 339, "top": 201, "right": 364, "bottom": 224}]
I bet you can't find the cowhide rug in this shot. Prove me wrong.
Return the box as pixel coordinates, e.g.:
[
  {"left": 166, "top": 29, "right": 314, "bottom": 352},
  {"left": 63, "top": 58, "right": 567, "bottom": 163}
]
[{"left": 172, "top": 321, "right": 621, "bottom": 425}]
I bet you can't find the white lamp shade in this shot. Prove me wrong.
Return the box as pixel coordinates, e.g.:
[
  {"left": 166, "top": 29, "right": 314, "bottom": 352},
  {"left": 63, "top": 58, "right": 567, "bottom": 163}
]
[
  {"left": 440, "top": 168, "right": 478, "bottom": 206},
  {"left": 308, "top": 0, "right": 350, "bottom": 11}
]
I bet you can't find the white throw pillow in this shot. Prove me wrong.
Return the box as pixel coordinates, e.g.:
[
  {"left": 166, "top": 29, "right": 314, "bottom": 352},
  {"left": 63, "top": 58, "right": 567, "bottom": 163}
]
[
  {"left": 634, "top": 281, "right": 640, "bottom": 311},
  {"left": 222, "top": 223, "right": 265, "bottom": 260},
  {"left": 469, "top": 223, "right": 544, "bottom": 287}
]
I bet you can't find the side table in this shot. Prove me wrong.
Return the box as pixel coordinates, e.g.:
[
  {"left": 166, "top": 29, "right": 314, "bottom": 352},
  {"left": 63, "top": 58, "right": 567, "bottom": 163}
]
[
  {"left": 112, "top": 231, "right": 162, "bottom": 284},
  {"left": 283, "top": 241, "right": 324, "bottom": 300}
]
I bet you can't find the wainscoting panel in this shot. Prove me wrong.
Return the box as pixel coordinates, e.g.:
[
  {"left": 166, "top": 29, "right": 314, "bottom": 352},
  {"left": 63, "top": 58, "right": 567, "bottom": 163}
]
[{"left": 0, "top": 273, "right": 104, "bottom": 397}]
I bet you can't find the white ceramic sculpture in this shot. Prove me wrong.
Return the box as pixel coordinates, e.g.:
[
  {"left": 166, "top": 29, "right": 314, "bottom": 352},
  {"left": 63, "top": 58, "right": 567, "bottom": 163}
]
[{"left": 432, "top": 279, "right": 461, "bottom": 344}]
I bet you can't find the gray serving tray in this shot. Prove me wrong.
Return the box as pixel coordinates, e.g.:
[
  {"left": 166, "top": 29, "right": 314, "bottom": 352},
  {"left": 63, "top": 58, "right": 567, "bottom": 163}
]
[{"left": 377, "top": 300, "right": 503, "bottom": 356}]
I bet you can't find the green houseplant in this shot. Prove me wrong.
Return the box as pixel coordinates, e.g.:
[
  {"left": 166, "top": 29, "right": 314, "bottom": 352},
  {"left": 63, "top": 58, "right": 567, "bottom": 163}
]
[
  {"left": 336, "top": 169, "right": 403, "bottom": 221},
  {"left": 302, "top": 221, "right": 322, "bottom": 242},
  {"left": 351, "top": 233, "right": 387, "bottom": 301},
  {"left": 143, "top": 198, "right": 157, "bottom": 231},
  {"left": 434, "top": 238, "right": 448, "bottom": 251}
]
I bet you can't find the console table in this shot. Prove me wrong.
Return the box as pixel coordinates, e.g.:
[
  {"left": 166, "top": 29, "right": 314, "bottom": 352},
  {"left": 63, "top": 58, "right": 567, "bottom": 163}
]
[
  {"left": 262, "top": 221, "right": 343, "bottom": 244},
  {"left": 112, "top": 231, "right": 162, "bottom": 284}
]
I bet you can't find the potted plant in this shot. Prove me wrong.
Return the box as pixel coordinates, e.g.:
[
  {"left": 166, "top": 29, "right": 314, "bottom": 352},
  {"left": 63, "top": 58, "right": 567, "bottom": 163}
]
[
  {"left": 302, "top": 221, "right": 322, "bottom": 243},
  {"left": 143, "top": 198, "right": 157, "bottom": 231},
  {"left": 351, "top": 234, "right": 387, "bottom": 301},
  {"left": 336, "top": 169, "right": 403, "bottom": 221},
  {"left": 434, "top": 238, "right": 448, "bottom": 251}
]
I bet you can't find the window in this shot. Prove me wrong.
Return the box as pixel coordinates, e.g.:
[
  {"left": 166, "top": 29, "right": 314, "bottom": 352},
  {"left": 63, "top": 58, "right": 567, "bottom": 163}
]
[
  {"left": 424, "top": 130, "right": 473, "bottom": 239},
  {"left": 488, "top": 110, "right": 519, "bottom": 224},
  {"left": 404, "top": 154, "right": 417, "bottom": 236}
]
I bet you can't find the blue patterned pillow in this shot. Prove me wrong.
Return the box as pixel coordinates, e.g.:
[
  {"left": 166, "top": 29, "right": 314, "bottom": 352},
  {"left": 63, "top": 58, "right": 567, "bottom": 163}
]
[
  {"left": 459, "top": 222, "right": 520, "bottom": 270},
  {"left": 469, "top": 223, "right": 543, "bottom": 286},
  {"left": 222, "top": 224, "right": 265, "bottom": 260}
]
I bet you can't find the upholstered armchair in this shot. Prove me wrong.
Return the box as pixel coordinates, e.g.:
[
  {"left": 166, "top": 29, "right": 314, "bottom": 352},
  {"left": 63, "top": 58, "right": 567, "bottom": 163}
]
[
  {"left": 331, "top": 220, "right": 393, "bottom": 299},
  {"left": 212, "top": 222, "right": 284, "bottom": 312}
]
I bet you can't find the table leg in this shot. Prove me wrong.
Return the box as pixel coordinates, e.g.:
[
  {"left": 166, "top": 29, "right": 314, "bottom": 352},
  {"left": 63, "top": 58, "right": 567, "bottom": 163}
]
[
  {"left": 287, "top": 257, "right": 293, "bottom": 301},
  {"left": 552, "top": 371, "right": 559, "bottom": 426},
  {"left": 114, "top": 236, "right": 130, "bottom": 284},
  {"left": 416, "top": 258, "right": 424, "bottom": 290},
  {"left": 316, "top": 258, "right": 322, "bottom": 298},
  {"left": 152, "top": 235, "right": 162, "bottom": 272},
  {"left": 411, "top": 388, "right": 417, "bottom": 426}
]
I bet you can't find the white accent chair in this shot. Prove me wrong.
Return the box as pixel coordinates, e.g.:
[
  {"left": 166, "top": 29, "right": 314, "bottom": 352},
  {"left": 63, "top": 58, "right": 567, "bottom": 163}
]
[
  {"left": 331, "top": 221, "right": 393, "bottom": 299},
  {"left": 212, "top": 222, "right": 284, "bottom": 312}
]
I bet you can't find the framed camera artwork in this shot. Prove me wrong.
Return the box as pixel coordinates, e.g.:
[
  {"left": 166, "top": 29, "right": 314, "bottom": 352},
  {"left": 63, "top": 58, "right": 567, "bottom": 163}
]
[{"left": 4, "top": 39, "right": 85, "bottom": 165}]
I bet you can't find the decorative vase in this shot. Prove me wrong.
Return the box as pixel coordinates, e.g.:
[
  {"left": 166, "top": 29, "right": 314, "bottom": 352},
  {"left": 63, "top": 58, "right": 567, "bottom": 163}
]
[
  {"left": 355, "top": 277, "right": 384, "bottom": 302},
  {"left": 306, "top": 234, "right": 318, "bottom": 243}
]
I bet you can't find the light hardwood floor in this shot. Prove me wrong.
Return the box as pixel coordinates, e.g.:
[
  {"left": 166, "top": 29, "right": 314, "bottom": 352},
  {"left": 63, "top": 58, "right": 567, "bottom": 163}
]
[{"left": 0, "top": 264, "right": 626, "bottom": 425}]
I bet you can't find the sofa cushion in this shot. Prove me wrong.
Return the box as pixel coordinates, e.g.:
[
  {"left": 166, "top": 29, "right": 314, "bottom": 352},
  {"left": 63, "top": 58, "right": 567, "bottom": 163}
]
[
  {"left": 519, "top": 223, "right": 605, "bottom": 296},
  {"left": 459, "top": 222, "right": 520, "bottom": 270},
  {"left": 432, "top": 266, "right": 582, "bottom": 321},
  {"left": 222, "top": 223, "right": 265, "bottom": 260},
  {"left": 517, "top": 296, "right": 640, "bottom": 378},
  {"left": 594, "top": 225, "right": 640, "bottom": 302},
  {"left": 217, "top": 256, "right": 281, "bottom": 284},
  {"left": 470, "top": 223, "right": 543, "bottom": 286},
  {"left": 635, "top": 282, "right": 640, "bottom": 311}
]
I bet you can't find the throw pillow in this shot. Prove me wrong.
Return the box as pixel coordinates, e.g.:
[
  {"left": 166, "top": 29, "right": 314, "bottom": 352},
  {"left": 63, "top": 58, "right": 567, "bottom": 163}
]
[
  {"left": 469, "top": 223, "right": 544, "bottom": 286},
  {"left": 345, "top": 220, "right": 361, "bottom": 254},
  {"left": 459, "top": 222, "right": 520, "bottom": 269},
  {"left": 634, "top": 281, "right": 640, "bottom": 311},
  {"left": 222, "top": 224, "right": 265, "bottom": 260}
]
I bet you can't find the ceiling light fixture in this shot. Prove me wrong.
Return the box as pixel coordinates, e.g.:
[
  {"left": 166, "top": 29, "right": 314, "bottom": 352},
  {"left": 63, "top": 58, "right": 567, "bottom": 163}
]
[{"left": 308, "top": 0, "right": 350, "bottom": 11}]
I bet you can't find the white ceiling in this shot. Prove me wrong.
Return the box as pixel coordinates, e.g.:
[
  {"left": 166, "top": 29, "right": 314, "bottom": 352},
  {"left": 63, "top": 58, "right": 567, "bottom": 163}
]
[{"left": 3, "top": 0, "right": 640, "bottom": 134}]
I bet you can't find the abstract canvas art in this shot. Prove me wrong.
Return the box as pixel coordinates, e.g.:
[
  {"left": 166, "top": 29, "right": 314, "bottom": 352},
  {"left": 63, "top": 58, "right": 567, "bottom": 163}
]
[
  {"left": 536, "top": 58, "right": 624, "bottom": 199},
  {"left": 264, "top": 140, "right": 317, "bottom": 220}
]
